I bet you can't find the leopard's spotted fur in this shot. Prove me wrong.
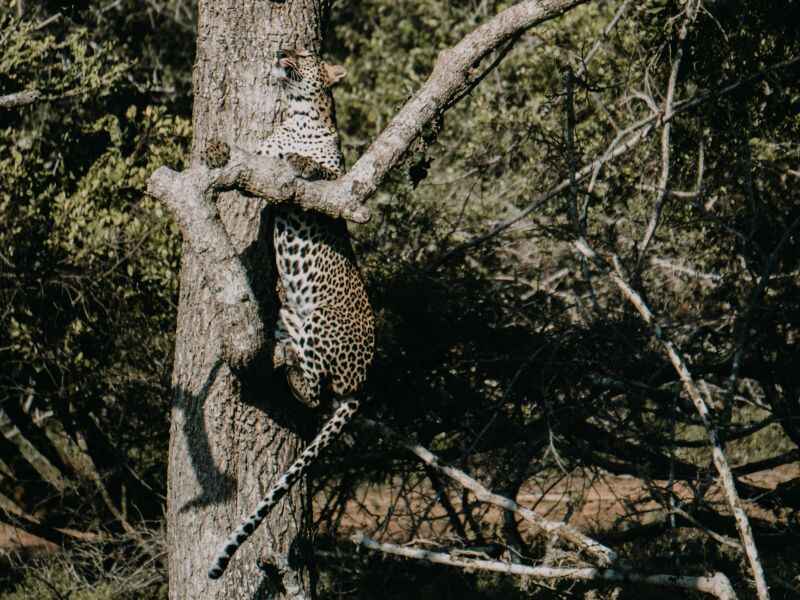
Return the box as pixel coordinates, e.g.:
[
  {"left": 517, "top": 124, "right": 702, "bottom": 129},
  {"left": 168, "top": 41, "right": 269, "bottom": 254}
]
[
  {"left": 266, "top": 49, "right": 374, "bottom": 405},
  {"left": 208, "top": 49, "right": 374, "bottom": 580}
]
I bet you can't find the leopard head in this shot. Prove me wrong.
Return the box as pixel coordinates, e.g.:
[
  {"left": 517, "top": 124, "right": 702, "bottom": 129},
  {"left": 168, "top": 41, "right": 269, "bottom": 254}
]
[{"left": 272, "top": 48, "right": 346, "bottom": 93}]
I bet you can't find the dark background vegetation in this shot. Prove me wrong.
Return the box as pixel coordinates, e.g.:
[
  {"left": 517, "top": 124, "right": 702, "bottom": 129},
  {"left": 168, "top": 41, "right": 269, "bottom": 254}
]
[{"left": 1, "top": 0, "right": 798, "bottom": 598}]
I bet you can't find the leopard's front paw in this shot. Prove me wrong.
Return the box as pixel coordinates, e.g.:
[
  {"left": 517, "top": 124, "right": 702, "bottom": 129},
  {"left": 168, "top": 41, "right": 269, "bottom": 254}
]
[
  {"left": 273, "top": 339, "right": 290, "bottom": 369},
  {"left": 285, "top": 153, "right": 337, "bottom": 181}
]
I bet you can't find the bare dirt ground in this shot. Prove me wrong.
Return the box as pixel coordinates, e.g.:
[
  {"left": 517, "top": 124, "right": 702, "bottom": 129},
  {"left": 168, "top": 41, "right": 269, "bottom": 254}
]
[
  {"left": 325, "top": 462, "right": 800, "bottom": 545},
  {"left": 2, "top": 463, "right": 797, "bottom": 554}
]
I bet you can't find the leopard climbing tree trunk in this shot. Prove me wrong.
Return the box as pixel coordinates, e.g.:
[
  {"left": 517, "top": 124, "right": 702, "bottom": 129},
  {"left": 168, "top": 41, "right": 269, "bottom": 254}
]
[
  {"left": 152, "top": 1, "right": 602, "bottom": 597},
  {"left": 168, "top": 2, "right": 323, "bottom": 598}
]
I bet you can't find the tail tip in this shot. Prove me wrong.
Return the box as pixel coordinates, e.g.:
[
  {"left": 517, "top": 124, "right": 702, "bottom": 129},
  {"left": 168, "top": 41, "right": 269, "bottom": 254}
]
[{"left": 208, "top": 566, "right": 223, "bottom": 580}]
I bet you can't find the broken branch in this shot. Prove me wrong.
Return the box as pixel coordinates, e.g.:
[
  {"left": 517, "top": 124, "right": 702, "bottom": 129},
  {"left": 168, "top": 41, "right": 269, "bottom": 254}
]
[{"left": 352, "top": 533, "right": 738, "bottom": 600}]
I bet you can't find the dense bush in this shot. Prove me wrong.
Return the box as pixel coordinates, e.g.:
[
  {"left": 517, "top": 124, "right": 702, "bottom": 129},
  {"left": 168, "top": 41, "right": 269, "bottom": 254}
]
[{"left": 1, "top": 3, "right": 191, "bottom": 596}]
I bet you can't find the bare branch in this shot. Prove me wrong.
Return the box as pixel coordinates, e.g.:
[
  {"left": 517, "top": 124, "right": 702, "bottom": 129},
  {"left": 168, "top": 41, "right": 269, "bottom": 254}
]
[
  {"left": 573, "top": 237, "right": 771, "bottom": 600},
  {"left": 209, "top": 147, "right": 370, "bottom": 223},
  {"left": 650, "top": 257, "right": 723, "bottom": 282},
  {"left": 359, "top": 417, "right": 617, "bottom": 567},
  {"left": 576, "top": 0, "right": 631, "bottom": 76},
  {"left": 0, "top": 407, "right": 66, "bottom": 491},
  {"left": 435, "top": 119, "right": 654, "bottom": 266},
  {"left": 669, "top": 507, "right": 743, "bottom": 551},
  {"left": 31, "top": 13, "right": 63, "bottom": 31},
  {"left": 634, "top": 184, "right": 700, "bottom": 198},
  {"left": 0, "top": 90, "right": 41, "bottom": 109},
  {"left": 637, "top": 0, "right": 700, "bottom": 261},
  {"left": 341, "top": 0, "right": 592, "bottom": 204},
  {"left": 564, "top": 67, "right": 580, "bottom": 232},
  {"left": 352, "top": 533, "right": 738, "bottom": 600}
]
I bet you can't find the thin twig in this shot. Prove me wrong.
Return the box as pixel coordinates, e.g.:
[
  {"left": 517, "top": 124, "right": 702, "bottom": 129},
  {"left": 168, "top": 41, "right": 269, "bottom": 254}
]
[
  {"left": 650, "top": 257, "right": 723, "bottom": 282},
  {"left": 637, "top": 0, "right": 700, "bottom": 263},
  {"left": 31, "top": 12, "right": 62, "bottom": 31},
  {"left": 564, "top": 67, "right": 580, "bottom": 232},
  {"left": 433, "top": 121, "right": 653, "bottom": 267},
  {"left": 670, "top": 506, "right": 742, "bottom": 551},
  {"left": 575, "top": 0, "right": 632, "bottom": 77}
]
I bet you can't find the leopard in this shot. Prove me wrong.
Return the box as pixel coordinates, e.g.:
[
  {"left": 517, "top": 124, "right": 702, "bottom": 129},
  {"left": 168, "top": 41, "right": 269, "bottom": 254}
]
[{"left": 208, "top": 48, "right": 374, "bottom": 580}]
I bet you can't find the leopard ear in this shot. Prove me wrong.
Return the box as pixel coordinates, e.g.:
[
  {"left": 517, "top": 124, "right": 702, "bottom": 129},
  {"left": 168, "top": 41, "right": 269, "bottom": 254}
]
[{"left": 323, "top": 63, "right": 347, "bottom": 87}]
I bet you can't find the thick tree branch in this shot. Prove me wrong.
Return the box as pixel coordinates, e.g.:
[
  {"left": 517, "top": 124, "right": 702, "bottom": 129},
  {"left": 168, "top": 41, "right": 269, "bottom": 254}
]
[
  {"left": 210, "top": 147, "right": 370, "bottom": 222},
  {"left": 340, "top": 0, "right": 590, "bottom": 204},
  {"left": 146, "top": 0, "right": 592, "bottom": 370},
  {"left": 352, "top": 534, "right": 738, "bottom": 600},
  {"left": 147, "top": 164, "right": 266, "bottom": 370}
]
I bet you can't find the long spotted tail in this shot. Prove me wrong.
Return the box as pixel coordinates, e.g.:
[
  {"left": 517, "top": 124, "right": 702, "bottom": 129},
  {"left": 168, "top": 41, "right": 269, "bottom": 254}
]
[{"left": 208, "top": 398, "right": 359, "bottom": 579}]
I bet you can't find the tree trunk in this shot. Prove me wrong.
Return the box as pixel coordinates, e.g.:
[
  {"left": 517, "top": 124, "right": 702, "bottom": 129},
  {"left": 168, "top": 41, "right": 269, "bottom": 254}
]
[{"left": 168, "top": 2, "right": 322, "bottom": 598}]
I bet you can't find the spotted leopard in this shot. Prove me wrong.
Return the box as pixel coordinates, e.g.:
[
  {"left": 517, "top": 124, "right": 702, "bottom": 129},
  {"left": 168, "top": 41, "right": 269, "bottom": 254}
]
[{"left": 208, "top": 49, "right": 374, "bottom": 580}]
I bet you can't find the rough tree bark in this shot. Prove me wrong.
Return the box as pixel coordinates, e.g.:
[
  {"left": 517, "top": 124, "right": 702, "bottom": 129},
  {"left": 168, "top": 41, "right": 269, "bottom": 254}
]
[{"left": 167, "top": 2, "right": 324, "bottom": 599}]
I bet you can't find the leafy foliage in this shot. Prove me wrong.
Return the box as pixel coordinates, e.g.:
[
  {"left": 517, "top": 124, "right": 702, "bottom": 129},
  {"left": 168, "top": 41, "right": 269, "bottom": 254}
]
[
  {"left": 0, "top": 13, "right": 127, "bottom": 103},
  {"left": 0, "top": 5, "right": 190, "bottom": 593}
]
